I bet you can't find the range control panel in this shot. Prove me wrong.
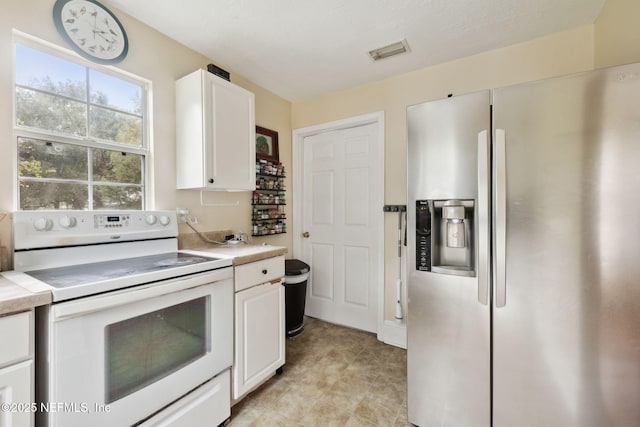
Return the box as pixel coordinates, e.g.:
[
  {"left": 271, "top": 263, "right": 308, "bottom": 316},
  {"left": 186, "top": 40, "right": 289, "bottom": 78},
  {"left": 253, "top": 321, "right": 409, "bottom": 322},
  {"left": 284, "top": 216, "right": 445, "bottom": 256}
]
[
  {"left": 95, "top": 214, "right": 132, "bottom": 229},
  {"left": 416, "top": 200, "right": 431, "bottom": 271},
  {"left": 13, "top": 210, "right": 178, "bottom": 250}
]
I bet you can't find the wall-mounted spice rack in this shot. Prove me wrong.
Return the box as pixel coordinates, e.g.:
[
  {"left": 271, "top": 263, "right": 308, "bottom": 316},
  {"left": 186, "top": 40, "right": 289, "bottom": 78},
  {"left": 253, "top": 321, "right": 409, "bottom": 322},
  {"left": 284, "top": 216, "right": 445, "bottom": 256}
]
[{"left": 252, "top": 159, "right": 286, "bottom": 236}]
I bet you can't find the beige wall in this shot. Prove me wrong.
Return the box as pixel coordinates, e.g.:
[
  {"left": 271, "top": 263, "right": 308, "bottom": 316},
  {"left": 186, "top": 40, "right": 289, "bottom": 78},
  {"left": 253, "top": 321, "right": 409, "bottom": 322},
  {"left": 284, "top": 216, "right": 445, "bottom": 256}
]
[
  {"left": 595, "top": 0, "right": 640, "bottom": 68},
  {"left": 0, "top": 0, "right": 292, "bottom": 262},
  {"left": 3, "top": 0, "right": 634, "bottom": 326},
  {"left": 292, "top": 25, "right": 595, "bottom": 321}
]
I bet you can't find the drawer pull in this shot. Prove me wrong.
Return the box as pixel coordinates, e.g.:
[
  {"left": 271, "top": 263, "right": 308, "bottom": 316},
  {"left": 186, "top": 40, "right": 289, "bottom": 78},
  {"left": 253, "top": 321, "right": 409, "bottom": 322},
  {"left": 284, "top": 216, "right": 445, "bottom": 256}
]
[{"left": 262, "top": 269, "right": 268, "bottom": 274}]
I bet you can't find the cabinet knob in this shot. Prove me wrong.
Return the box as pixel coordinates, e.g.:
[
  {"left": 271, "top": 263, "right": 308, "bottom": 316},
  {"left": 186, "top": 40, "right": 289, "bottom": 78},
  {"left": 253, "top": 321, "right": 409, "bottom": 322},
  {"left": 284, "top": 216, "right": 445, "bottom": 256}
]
[
  {"left": 208, "top": 178, "right": 214, "bottom": 184},
  {"left": 262, "top": 269, "right": 268, "bottom": 274}
]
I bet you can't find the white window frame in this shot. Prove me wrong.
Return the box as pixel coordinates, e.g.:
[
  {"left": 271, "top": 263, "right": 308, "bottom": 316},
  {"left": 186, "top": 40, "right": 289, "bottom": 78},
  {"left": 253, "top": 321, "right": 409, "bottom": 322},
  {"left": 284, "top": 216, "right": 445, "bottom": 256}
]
[{"left": 12, "top": 30, "right": 154, "bottom": 211}]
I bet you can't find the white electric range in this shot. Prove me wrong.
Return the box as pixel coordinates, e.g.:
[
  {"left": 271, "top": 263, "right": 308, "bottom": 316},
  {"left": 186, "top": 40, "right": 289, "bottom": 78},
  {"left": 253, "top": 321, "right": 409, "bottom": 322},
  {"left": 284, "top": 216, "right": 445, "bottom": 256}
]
[{"left": 3, "top": 210, "right": 234, "bottom": 427}]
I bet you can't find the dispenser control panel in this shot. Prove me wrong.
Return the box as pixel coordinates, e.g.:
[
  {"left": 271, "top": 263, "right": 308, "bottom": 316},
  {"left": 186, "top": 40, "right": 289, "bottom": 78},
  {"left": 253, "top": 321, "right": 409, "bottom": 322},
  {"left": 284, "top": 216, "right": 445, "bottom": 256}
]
[
  {"left": 416, "top": 200, "right": 431, "bottom": 271},
  {"left": 415, "top": 199, "right": 476, "bottom": 277}
]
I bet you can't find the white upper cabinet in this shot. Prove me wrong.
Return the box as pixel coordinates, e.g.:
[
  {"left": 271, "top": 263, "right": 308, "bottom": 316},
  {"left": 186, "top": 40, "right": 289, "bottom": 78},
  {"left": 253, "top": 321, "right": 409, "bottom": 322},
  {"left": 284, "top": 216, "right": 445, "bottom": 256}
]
[{"left": 176, "top": 69, "right": 256, "bottom": 191}]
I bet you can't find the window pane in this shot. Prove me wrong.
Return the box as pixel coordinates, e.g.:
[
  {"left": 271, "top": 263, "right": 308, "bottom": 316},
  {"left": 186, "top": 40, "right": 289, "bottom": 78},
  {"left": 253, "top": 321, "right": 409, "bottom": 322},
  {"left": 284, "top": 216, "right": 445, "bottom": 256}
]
[
  {"left": 15, "top": 43, "right": 148, "bottom": 211},
  {"left": 90, "top": 106, "right": 142, "bottom": 146},
  {"left": 15, "top": 44, "right": 86, "bottom": 101},
  {"left": 94, "top": 185, "right": 143, "bottom": 210},
  {"left": 106, "top": 297, "right": 208, "bottom": 403},
  {"left": 90, "top": 70, "right": 142, "bottom": 115},
  {"left": 18, "top": 138, "right": 88, "bottom": 180},
  {"left": 19, "top": 181, "right": 88, "bottom": 210},
  {"left": 16, "top": 88, "right": 87, "bottom": 136},
  {"left": 93, "top": 149, "right": 142, "bottom": 184}
]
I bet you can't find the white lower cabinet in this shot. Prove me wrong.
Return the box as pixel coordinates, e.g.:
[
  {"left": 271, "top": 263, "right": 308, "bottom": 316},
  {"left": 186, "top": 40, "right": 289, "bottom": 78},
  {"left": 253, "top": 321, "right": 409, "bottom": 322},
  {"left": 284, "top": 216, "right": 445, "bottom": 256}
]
[
  {"left": 233, "top": 256, "right": 285, "bottom": 401},
  {"left": 0, "top": 360, "right": 33, "bottom": 427},
  {"left": 0, "top": 311, "right": 34, "bottom": 427}
]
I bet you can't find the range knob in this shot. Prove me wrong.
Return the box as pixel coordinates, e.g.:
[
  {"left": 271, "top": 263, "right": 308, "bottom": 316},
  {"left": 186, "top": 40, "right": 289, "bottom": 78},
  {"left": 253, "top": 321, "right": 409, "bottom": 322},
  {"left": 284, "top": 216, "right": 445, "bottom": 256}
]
[
  {"left": 33, "top": 217, "right": 53, "bottom": 231},
  {"left": 59, "top": 215, "right": 77, "bottom": 229},
  {"left": 159, "top": 215, "right": 171, "bottom": 226},
  {"left": 145, "top": 214, "right": 157, "bottom": 225}
]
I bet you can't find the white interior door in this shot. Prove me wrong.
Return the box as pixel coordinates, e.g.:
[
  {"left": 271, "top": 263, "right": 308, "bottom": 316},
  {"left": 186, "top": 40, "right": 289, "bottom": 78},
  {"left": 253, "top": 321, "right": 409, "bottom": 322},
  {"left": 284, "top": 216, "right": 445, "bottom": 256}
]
[{"left": 300, "top": 121, "right": 382, "bottom": 333}]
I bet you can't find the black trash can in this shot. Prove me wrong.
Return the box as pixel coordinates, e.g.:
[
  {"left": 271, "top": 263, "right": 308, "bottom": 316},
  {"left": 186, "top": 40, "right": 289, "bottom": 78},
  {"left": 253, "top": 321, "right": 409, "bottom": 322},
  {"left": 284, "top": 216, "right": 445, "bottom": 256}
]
[{"left": 284, "top": 259, "right": 310, "bottom": 338}]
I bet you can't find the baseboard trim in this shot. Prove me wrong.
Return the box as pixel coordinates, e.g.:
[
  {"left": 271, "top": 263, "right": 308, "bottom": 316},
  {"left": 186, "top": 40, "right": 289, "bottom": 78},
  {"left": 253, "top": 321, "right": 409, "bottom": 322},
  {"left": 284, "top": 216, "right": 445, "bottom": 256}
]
[{"left": 383, "top": 319, "right": 407, "bottom": 349}]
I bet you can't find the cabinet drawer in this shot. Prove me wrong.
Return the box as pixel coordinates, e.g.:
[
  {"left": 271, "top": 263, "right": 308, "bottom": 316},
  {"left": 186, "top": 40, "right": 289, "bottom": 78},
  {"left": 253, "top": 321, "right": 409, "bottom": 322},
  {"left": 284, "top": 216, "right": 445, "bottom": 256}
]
[
  {"left": 0, "top": 311, "right": 32, "bottom": 368},
  {"left": 234, "top": 256, "right": 284, "bottom": 292}
]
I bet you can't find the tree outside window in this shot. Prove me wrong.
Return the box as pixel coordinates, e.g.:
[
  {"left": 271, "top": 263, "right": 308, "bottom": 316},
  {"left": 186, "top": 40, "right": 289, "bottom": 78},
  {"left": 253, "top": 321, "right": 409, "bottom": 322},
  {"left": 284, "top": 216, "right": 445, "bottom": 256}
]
[{"left": 14, "top": 43, "right": 148, "bottom": 210}]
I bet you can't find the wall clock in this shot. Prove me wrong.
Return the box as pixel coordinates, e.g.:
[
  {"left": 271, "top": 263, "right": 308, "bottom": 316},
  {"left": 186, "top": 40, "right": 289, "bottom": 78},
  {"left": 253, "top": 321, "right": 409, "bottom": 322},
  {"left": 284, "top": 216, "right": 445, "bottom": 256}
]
[{"left": 53, "top": 0, "right": 128, "bottom": 64}]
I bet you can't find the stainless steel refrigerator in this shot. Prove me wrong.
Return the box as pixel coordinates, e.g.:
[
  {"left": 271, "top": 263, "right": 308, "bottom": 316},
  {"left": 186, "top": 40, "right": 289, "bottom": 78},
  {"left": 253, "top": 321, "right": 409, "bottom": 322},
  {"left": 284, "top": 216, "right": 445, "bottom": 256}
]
[{"left": 406, "top": 63, "right": 640, "bottom": 427}]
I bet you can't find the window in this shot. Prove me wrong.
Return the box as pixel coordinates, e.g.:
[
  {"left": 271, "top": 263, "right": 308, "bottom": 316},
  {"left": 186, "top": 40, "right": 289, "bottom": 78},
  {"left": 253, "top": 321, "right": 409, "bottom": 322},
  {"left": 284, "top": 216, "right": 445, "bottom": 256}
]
[{"left": 14, "top": 42, "right": 149, "bottom": 210}]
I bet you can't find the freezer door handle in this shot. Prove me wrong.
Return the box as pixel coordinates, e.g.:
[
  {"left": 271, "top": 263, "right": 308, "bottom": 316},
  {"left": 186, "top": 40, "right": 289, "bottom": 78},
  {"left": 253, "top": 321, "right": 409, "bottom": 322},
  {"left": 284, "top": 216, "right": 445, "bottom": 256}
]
[
  {"left": 495, "top": 128, "right": 507, "bottom": 307},
  {"left": 477, "top": 130, "right": 490, "bottom": 306}
]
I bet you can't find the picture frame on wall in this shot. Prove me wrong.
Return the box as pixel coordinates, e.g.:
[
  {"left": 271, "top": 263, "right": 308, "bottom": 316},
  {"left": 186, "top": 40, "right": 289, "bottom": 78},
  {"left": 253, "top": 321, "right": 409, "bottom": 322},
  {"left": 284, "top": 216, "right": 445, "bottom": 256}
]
[{"left": 256, "top": 126, "right": 279, "bottom": 162}]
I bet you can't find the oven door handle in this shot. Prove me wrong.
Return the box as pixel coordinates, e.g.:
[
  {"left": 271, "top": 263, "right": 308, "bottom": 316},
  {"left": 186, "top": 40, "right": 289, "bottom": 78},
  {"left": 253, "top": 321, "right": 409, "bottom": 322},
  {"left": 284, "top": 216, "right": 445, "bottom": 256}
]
[{"left": 53, "top": 267, "right": 232, "bottom": 320}]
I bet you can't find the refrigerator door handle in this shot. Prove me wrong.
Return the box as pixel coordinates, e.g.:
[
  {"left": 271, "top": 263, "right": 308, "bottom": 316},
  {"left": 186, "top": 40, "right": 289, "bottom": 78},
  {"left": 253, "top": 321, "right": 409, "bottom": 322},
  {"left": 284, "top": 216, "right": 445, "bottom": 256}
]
[
  {"left": 477, "top": 130, "right": 490, "bottom": 306},
  {"left": 495, "top": 128, "right": 507, "bottom": 307}
]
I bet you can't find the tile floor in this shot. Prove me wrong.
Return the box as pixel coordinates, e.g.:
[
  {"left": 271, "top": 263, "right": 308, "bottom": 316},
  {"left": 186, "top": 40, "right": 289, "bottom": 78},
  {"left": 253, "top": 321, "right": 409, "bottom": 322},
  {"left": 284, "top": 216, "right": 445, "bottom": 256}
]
[{"left": 228, "top": 317, "right": 409, "bottom": 426}]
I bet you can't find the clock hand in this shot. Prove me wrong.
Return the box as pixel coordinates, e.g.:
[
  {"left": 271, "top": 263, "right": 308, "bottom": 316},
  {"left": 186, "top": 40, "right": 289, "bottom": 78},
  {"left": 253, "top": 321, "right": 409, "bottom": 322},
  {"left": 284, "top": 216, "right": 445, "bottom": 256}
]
[
  {"left": 92, "top": 10, "right": 98, "bottom": 38},
  {"left": 93, "top": 29, "right": 111, "bottom": 43}
]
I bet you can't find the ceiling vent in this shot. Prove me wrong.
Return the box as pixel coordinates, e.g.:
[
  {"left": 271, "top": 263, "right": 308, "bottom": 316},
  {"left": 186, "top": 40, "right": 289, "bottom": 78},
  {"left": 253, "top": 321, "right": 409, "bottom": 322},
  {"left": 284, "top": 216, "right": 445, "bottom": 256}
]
[{"left": 368, "top": 39, "right": 410, "bottom": 61}]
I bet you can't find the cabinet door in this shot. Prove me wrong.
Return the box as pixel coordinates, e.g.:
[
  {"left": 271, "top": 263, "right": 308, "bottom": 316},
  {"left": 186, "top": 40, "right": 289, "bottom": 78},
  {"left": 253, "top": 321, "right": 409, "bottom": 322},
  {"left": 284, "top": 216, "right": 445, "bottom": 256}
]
[
  {"left": 204, "top": 73, "right": 256, "bottom": 191},
  {"left": 233, "top": 282, "right": 285, "bottom": 400},
  {"left": 0, "top": 360, "right": 33, "bottom": 427},
  {"left": 176, "top": 69, "right": 256, "bottom": 191}
]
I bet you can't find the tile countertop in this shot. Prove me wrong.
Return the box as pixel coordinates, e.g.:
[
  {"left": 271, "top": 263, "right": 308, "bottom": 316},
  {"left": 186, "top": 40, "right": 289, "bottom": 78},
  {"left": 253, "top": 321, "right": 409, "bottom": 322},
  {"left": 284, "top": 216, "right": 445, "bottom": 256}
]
[
  {"left": 187, "top": 243, "right": 287, "bottom": 266},
  {"left": 0, "top": 275, "right": 51, "bottom": 316}
]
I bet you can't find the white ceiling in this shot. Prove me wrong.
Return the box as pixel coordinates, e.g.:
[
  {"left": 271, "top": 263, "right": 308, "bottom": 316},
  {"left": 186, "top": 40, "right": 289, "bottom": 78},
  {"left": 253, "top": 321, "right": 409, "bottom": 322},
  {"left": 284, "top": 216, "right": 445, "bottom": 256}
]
[{"left": 108, "top": 0, "right": 606, "bottom": 101}]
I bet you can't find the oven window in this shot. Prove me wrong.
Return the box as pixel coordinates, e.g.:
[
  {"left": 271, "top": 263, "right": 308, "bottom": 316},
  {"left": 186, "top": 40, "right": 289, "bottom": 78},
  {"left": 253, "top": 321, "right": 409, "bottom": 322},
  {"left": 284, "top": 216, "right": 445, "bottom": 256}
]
[{"left": 106, "top": 296, "right": 209, "bottom": 403}]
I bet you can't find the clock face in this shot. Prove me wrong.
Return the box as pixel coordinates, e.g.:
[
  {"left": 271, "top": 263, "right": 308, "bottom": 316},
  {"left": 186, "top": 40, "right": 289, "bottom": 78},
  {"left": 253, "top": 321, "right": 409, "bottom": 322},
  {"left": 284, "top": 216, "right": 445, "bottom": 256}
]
[{"left": 53, "top": 0, "right": 128, "bottom": 64}]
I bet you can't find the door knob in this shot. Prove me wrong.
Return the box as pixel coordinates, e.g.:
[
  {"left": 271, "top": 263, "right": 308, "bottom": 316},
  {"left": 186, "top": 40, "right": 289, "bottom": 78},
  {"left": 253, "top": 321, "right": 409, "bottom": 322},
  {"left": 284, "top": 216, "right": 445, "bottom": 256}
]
[{"left": 302, "top": 231, "right": 310, "bottom": 238}]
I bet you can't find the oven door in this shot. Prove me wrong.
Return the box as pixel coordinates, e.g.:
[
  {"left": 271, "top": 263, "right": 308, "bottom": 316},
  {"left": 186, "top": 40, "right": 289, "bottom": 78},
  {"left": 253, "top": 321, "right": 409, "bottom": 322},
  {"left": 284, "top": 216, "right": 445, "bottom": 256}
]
[{"left": 38, "top": 268, "right": 233, "bottom": 427}]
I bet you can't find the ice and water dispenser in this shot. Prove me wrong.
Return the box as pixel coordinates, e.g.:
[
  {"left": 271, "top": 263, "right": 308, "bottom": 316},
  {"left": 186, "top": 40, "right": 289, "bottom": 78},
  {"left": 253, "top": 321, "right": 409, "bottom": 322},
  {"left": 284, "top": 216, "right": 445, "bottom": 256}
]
[{"left": 416, "top": 199, "right": 475, "bottom": 276}]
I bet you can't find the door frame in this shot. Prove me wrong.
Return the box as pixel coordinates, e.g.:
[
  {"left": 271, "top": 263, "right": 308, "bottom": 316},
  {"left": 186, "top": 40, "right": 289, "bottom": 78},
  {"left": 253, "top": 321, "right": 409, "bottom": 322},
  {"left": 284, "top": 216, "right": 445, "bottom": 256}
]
[{"left": 292, "top": 111, "right": 385, "bottom": 339}]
